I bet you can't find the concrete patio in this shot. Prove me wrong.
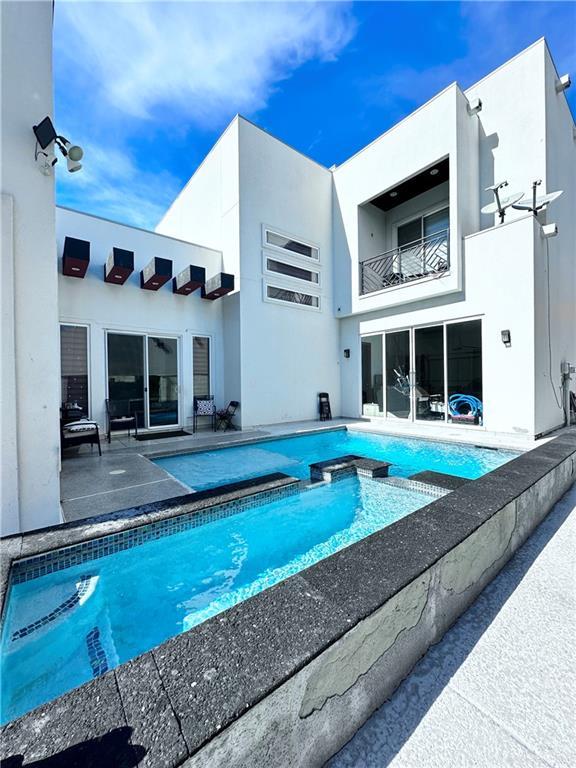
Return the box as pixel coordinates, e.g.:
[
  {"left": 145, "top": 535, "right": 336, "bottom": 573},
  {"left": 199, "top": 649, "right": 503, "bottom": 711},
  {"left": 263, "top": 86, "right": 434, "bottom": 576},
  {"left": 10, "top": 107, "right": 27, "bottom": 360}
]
[{"left": 329, "top": 482, "right": 576, "bottom": 768}]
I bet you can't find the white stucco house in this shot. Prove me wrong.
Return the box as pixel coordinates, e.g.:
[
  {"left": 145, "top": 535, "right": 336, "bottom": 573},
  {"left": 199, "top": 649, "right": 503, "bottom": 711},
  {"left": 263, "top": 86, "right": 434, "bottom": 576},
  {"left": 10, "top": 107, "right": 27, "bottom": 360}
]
[{"left": 1, "top": 2, "right": 575, "bottom": 535}]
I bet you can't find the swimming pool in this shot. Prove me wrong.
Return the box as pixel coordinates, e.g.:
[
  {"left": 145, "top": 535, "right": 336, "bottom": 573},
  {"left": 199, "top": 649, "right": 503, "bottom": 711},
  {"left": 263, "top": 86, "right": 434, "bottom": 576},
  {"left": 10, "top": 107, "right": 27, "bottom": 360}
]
[
  {"left": 154, "top": 428, "right": 518, "bottom": 490},
  {"left": 2, "top": 475, "right": 433, "bottom": 724}
]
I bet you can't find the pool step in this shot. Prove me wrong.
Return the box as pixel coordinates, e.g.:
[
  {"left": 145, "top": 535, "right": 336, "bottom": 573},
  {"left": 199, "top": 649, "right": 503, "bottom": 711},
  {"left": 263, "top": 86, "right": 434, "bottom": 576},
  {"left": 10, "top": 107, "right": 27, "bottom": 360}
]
[
  {"left": 378, "top": 477, "right": 449, "bottom": 498},
  {"left": 9, "top": 575, "right": 99, "bottom": 645},
  {"left": 408, "top": 470, "right": 470, "bottom": 492},
  {"left": 309, "top": 455, "right": 391, "bottom": 484}
]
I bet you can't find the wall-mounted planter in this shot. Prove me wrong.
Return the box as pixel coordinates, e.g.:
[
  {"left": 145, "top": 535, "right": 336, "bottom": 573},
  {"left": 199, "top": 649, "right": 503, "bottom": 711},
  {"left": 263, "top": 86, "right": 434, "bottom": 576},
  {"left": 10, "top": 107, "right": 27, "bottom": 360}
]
[
  {"left": 201, "top": 272, "right": 234, "bottom": 300},
  {"left": 62, "top": 237, "right": 90, "bottom": 278},
  {"left": 140, "top": 257, "right": 172, "bottom": 291},
  {"left": 104, "top": 248, "right": 134, "bottom": 285},
  {"left": 173, "top": 265, "right": 206, "bottom": 295}
]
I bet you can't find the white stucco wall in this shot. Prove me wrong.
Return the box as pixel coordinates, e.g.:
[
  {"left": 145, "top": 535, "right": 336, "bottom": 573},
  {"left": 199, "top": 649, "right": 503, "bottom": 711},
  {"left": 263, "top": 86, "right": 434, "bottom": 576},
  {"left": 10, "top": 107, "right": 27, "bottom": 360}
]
[
  {"left": 1, "top": 1, "right": 61, "bottom": 534},
  {"left": 532, "top": 46, "right": 576, "bottom": 435},
  {"left": 57, "top": 208, "right": 228, "bottom": 431},
  {"left": 465, "top": 39, "right": 547, "bottom": 230},
  {"left": 340, "top": 215, "right": 539, "bottom": 438},
  {"left": 236, "top": 118, "right": 341, "bottom": 426}
]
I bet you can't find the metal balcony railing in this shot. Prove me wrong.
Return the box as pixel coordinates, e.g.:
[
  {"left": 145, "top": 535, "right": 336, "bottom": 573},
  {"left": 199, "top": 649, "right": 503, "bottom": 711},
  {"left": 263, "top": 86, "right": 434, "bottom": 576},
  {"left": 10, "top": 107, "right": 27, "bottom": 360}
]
[{"left": 360, "top": 229, "right": 449, "bottom": 296}]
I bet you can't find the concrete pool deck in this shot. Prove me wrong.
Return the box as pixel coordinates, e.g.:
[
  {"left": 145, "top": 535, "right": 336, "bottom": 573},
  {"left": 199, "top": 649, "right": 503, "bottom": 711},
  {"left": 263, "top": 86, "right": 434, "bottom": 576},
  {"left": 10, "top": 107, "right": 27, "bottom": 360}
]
[
  {"left": 60, "top": 418, "right": 545, "bottom": 522},
  {"left": 329, "top": 482, "right": 576, "bottom": 768}
]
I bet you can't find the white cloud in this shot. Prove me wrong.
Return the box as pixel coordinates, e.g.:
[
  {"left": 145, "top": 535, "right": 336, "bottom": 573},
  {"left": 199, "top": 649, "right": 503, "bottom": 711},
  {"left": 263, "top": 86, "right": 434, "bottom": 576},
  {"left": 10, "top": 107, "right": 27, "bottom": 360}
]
[
  {"left": 53, "top": 1, "right": 356, "bottom": 228},
  {"left": 56, "top": 140, "right": 181, "bottom": 229},
  {"left": 55, "top": 1, "right": 356, "bottom": 127}
]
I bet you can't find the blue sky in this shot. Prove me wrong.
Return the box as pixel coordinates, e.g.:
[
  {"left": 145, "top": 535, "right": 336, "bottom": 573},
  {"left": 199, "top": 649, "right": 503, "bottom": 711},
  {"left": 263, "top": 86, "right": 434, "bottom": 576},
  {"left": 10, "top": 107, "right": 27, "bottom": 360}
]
[{"left": 54, "top": 1, "right": 576, "bottom": 230}]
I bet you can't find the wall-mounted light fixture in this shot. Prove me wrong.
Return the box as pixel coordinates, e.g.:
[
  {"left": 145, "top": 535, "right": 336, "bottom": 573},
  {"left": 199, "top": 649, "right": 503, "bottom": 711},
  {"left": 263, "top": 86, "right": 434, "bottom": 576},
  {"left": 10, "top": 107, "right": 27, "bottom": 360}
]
[
  {"left": 344, "top": 349, "right": 351, "bottom": 359},
  {"left": 467, "top": 97, "right": 482, "bottom": 115},
  {"left": 33, "top": 116, "right": 84, "bottom": 175},
  {"left": 501, "top": 330, "right": 511, "bottom": 347},
  {"left": 541, "top": 222, "right": 558, "bottom": 238},
  {"left": 555, "top": 74, "right": 571, "bottom": 93}
]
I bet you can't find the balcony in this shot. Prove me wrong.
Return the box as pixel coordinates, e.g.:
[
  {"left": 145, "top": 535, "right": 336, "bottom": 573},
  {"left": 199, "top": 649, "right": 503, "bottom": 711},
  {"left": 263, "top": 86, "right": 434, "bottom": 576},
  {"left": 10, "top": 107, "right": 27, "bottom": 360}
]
[{"left": 359, "top": 229, "right": 449, "bottom": 296}]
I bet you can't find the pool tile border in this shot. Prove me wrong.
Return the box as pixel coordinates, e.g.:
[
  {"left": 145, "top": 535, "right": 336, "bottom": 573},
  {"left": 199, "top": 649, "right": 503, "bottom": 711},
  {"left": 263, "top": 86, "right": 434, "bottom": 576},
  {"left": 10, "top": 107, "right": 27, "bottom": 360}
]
[{"left": 6, "top": 475, "right": 301, "bottom": 587}]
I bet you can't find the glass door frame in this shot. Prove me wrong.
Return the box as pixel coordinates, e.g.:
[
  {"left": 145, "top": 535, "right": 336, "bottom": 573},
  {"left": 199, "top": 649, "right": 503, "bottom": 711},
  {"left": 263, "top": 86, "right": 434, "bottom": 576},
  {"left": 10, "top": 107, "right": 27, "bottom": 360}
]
[
  {"left": 105, "top": 330, "right": 182, "bottom": 431},
  {"left": 360, "top": 315, "right": 484, "bottom": 428}
]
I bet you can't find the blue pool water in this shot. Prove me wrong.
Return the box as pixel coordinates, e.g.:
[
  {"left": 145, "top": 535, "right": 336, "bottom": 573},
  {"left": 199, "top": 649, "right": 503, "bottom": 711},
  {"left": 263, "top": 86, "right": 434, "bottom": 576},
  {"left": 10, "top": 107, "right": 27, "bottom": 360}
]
[
  {"left": 2, "top": 476, "right": 433, "bottom": 724},
  {"left": 154, "top": 428, "right": 518, "bottom": 490}
]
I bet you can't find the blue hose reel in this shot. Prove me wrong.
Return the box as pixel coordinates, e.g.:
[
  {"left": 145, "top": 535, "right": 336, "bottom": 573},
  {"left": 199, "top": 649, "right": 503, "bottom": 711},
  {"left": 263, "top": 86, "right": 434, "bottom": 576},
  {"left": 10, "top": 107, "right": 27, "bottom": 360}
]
[{"left": 448, "top": 394, "right": 483, "bottom": 423}]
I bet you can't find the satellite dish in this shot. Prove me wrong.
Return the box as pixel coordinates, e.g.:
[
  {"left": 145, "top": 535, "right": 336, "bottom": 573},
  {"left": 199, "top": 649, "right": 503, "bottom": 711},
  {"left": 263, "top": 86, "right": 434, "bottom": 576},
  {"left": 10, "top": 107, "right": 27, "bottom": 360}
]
[
  {"left": 481, "top": 192, "right": 524, "bottom": 215},
  {"left": 512, "top": 190, "right": 563, "bottom": 212}
]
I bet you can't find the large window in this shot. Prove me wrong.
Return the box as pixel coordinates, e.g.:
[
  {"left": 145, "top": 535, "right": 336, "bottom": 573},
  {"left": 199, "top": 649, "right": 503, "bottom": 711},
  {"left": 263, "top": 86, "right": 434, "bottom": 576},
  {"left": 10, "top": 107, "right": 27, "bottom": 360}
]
[
  {"left": 397, "top": 207, "right": 449, "bottom": 247},
  {"left": 361, "top": 318, "right": 483, "bottom": 426},
  {"left": 192, "top": 336, "right": 210, "bottom": 396},
  {"left": 60, "top": 324, "right": 89, "bottom": 415}
]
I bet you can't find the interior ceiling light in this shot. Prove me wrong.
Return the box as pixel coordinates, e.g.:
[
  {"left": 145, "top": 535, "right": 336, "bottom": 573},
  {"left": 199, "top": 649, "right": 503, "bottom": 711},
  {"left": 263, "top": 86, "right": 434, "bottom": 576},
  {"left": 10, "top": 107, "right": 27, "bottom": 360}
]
[
  {"left": 32, "top": 116, "right": 84, "bottom": 175},
  {"left": 389, "top": 191, "right": 398, "bottom": 197},
  {"left": 430, "top": 168, "right": 439, "bottom": 176}
]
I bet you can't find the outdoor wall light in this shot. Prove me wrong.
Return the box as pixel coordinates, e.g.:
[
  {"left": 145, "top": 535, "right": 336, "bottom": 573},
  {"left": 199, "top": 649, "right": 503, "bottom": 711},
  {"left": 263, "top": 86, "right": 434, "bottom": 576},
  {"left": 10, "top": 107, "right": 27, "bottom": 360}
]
[
  {"left": 467, "top": 97, "right": 482, "bottom": 115},
  {"left": 555, "top": 74, "right": 571, "bottom": 93},
  {"left": 344, "top": 349, "right": 351, "bottom": 359},
  {"left": 33, "top": 116, "right": 84, "bottom": 174},
  {"left": 501, "top": 330, "right": 511, "bottom": 347}
]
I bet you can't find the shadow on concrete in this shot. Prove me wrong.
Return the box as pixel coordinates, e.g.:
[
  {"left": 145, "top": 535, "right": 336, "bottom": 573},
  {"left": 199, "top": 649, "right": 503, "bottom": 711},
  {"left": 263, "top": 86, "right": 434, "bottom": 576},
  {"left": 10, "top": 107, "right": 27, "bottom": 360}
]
[
  {"left": 329, "top": 484, "right": 575, "bottom": 767},
  {"left": 0, "top": 726, "right": 145, "bottom": 768}
]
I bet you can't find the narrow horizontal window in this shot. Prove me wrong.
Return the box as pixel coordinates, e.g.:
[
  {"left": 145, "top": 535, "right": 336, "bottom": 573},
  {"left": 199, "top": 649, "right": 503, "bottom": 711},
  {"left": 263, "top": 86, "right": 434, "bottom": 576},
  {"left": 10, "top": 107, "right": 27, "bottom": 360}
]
[
  {"left": 266, "top": 285, "right": 319, "bottom": 308},
  {"left": 266, "top": 258, "right": 319, "bottom": 284},
  {"left": 265, "top": 230, "right": 319, "bottom": 260}
]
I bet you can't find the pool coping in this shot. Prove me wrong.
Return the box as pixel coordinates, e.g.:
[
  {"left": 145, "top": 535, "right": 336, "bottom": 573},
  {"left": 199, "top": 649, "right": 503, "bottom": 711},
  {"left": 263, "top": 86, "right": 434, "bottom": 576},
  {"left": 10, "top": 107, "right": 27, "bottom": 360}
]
[{"left": 1, "top": 433, "right": 575, "bottom": 766}]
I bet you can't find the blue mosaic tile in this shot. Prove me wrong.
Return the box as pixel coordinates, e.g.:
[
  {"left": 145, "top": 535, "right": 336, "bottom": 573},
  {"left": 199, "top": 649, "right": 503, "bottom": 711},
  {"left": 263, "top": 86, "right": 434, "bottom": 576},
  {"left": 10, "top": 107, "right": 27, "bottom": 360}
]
[
  {"left": 86, "top": 627, "right": 109, "bottom": 677},
  {"left": 11, "top": 483, "right": 300, "bottom": 585}
]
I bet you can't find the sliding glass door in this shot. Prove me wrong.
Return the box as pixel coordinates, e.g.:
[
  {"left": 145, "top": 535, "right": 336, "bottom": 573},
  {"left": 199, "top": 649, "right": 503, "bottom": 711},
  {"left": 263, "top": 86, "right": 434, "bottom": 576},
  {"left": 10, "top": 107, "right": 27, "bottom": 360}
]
[
  {"left": 414, "top": 325, "right": 445, "bottom": 421},
  {"left": 107, "top": 333, "right": 179, "bottom": 430},
  {"left": 361, "top": 335, "right": 384, "bottom": 416},
  {"left": 385, "top": 330, "right": 411, "bottom": 419},
  {"left": 147, "top": 337, "right": 179, "bottom": 427},
  {"left": 361, "top": 318, "right": 483, "bottom": 426}
]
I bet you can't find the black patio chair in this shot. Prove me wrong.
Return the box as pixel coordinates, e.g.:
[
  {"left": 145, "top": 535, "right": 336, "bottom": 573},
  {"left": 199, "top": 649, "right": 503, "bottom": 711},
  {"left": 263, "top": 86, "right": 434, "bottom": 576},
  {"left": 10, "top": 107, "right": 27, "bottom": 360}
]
[
  {"left": 215, "top": 401, "right": 239, "bottom": 431},
  {"left": 318, "top": 392, "right": 332, "bottom": 421},
  {"left": 106, "top": 399, "right": 138, "bottom": 443},
  {"left": 193, "top": 395, "right": 216, "bottom": 432}
]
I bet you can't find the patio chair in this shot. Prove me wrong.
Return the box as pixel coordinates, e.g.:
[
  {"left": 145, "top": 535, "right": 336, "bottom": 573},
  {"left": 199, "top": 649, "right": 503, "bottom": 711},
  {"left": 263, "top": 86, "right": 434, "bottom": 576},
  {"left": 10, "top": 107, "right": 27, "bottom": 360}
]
[
  {"left": 318, "top": 392, "right": 332, "bottom": 421},
  {"left": 215, "top": 401, "right": 239, "bottom": 431},
  {"left": 61, "top": 419, "right": 102, "bottom": 456},
  {"left": 106, "top": 399, "right": 138, "bottom": 443},
  {"left": 193, "top": 395, "right": 216, "bottom": 432}
]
